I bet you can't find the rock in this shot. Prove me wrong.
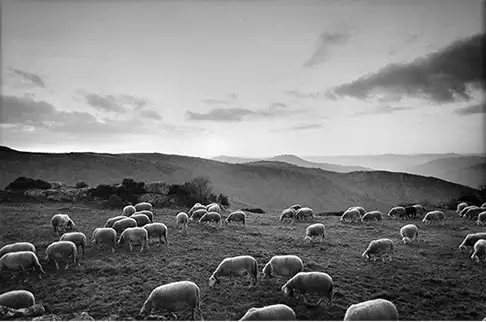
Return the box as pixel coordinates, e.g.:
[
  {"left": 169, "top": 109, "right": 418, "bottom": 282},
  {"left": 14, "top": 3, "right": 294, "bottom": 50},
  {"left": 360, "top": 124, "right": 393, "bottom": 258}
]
[
  {"left": 49, "top": 181, "right": 67, "bottom": 189},
  {"left": 70, "top": 311, "right": 94, "bottom": 320},
  {"left": 33, "top": 314, "right": 62, "bottom": 321},
  {"left": 1, "top": 304, "right": 45, "bottom": 319}
]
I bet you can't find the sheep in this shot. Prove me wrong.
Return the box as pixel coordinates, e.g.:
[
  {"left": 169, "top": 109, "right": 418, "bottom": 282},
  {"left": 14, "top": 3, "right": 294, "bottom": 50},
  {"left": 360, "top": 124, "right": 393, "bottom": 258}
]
[
  {"left": 387, "top": 207, "right": 406, "bottom": 219},
  {"left": 347, "top": 206, "right": 366, "bottom": 217},
  {"left": 400, "top": 224, "right": 419, "bottom": 244},
  {"left": 303, "top": 223, "right": 325, "bottom": 243},
  {"left": 208, "top": 255, "right": 258, "bottom": 289},
  {"left": 476, "top": 211, "right": 486, "bottom": 226},
  {"left": 189, "top": 203, "right": 206, "bottom": 216},
  {"left": 207, "top": 203, "right": 222, "bottom": 214},
  {"left": 404, "top": 206, "right": 417, "bottom": 219},
  {"left": 143, "top": 223, "right": 168, "bottom": 246},
  {"left": 470, "top": 239, "right": 486, "bottom": 263},
  {"left": 239, "top": 304, "right": 296, "bottom": 321},
  {"left": 361, "top": 211, "right": 382, "bottom": 223},
  {"left": 460, "top": 205, "right": 478, "bottom": 217},
  {"left": 362, "top": 238, "right": 394, "bottom": 262},
  {"left": 104, "top": 215, "right": 126, "bottom": 228},
  {"left": 0, "top": 251, "right": 45, "bottom": 279},
  {"left": 225, "top": 211, "right": 246, "bottom": 226},
  {"left": 279, "top": 208, "right": 296, "bottom": 222},
  {"left": 112, "top": 217, "right": 137, "bottom": 235},
  {"left": 134, "top": 202, "right": 152, "bottom": 212},
  {"left": 459, "top": 232, "right": 486, "bottom": 254},
  {"left": 0, "top": 242, "right": 36, "bottom": 258},
  {"left": 464, "top": 208, "right": 485, "bottom": 221},
  {"left": 59, "top": 232, "right": 87, "bottom": 259},
  {"left": 482, "top": 202, "right": 486, "bottom": 208},
  {"left": 176, "top": 212, "right": 189, "bottom": 230},
  {"left": 295, "top": 207, "right": 314, "bottom": 222},
  {"left": 139, "top": 281, "right": 201, "bottom": 320},
  {"left": 0, "top": 290, "right": 35, "bottom": 309},
  {"left": 134, "top": 210, "right": 154, "bottom": 222},
  {"left": 422, "top": 210, "right": 445, "bottom": 225},
  {"left": 343, "top": 298, "right": 398, "bottom": 321},
  {"left": 122, "top": 205, "right": 136, "bottom": 217},
  {"left": 290, "top": 204, "right": 302, "bottom": 211},
  {"left": 456, "top": 202, "right": 468, "bottom": 214},
  {"left": 45, "top": 240, "right": 78, "bottom": 270},
  {"left": 190, "top": 209, "right": 208, "bottom": 222},
  {"left": 131, "top": 213, "right": 152, "bottom": 227},
  {"left": 92, "top": 228, "right": 117, "bottom": 253},
  {"left": 281, "top": 271, "right": 333, "bottom": 306},
  {"left": 199, "top": 211, "right": 222, "bottom": 227},
  {"left": 118, "top": 227, "right": 149, "bottom": 252},
  {"left": 340, "top": 208, "right": 360, "bottom": 223},
  {"left": 413, "top": 204, "right": 426, "bottom": 217},
  {"left": 261, "top": 255, "right": 304, "bottom": 279},
  {"left": 51, "top": 214, "right": 75, "bottom": 236}
]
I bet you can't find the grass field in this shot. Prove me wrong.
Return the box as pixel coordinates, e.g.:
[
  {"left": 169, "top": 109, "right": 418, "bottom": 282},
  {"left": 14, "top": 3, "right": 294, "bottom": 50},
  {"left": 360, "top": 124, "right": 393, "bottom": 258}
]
[{"left": 1, "top": 202, "right": 485, "bottom": 321}]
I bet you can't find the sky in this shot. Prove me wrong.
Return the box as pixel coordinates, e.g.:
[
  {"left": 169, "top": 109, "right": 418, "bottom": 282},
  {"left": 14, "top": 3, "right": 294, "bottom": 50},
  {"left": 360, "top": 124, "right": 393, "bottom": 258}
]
[{"left": 1, "top": 0, "right": 484, "bottom": 158}]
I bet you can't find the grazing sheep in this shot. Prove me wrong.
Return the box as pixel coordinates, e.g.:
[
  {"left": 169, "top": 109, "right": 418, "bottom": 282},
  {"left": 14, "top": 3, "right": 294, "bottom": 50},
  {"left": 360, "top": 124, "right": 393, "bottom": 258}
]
[
  {"left": 176, "top": 212, "right": 189, "bottom": 230},
  {"left": 348, "top": 206, "right": 366, "bottom": 217},
  {"left": 118, "top": 227, "right": 149, "bottom": 252},
  {"left": 400, "top": 224, "right": 419, "bottom": 244},
  {"left": 295, "top": 207, "right": 314, "bottom": 222},
  {"left": 343, "top": 298, "right": 398, "bottom": 321},
  {"left": 112, "top": 217, "right": 137, "bottom": 235},
  {"left": 404, "top": 206, "right": 417, "bottom": 219},
  {"left": 225, "top": 211, "right": 246, "bottom": 226},
  {"left": 139, "top": 281, "right": 201, "bottom": 320},
  {"left": 143, "top": 223, "right": 168, "bottom": 246},
  {"left": 281, "top": 271, "right": 333, "bottom": 306},
  {"left": 45, "top": 241, "right": 78, "bottom": 270},
  {"left": 460, "top": 205, "right": 478, "bottom": 217},
  {"left": 279, "top": 208, "right": 296, "bottom": 222},
  {"left": 459, "top": 232, "right": 486, "bottom": 254},
  {"left": 0, "top": 242, "right": 36, "bottom": 258},
  {"left": 104, "top": 215, "right": 126, "bottom": 228},
  {"left": 209, "top": 255, "right": 258, "bottom": 289},
  {"left": 207, "top": 204, "right": 222, "bottom": 214},
  {"left": 482, "top": 202, "right": 486, "bottom": 208},
  {"left": 304, "top": 223, "right": 325, "bottom": 243},
  {"left": 422, "top": 210, "right": 445, "bottom": 225},
  {"left": 290, "top": 204, "right": 302, "bottom": 211},
  {"left": 190, "top": 209, "right": 208, "bottom": 222},
  {"left": 340, "top": 208, "right": 360, "bottom": 223},
  {"left": 0, "top": 290, "right": 35, "bottom": 310},
  {"left": 131, "top": 213, "right": 152, "bottom": 227},
  {"left": 456, "top": 202, "right": 468, "bottom": 214},
  {"left": 387, "top": 207, "right": 406, "bottom": 219},
  {"left": 476, "top": 211, "right": 486, "bottom": 226},
  {"left": 470, "top": 239, "right": 486, "bottom": 263},
  {"left": 189, "top": 203, "right": 206, "bottom": 216},
  {"left": 51, "top": 214, "right": 75, "bottom": 236},
  {"left": 0, "top": 251, "right": 45, "bottom": 279},
  {"left": 60, "top": 232, "right": 87, "bottom": 259},
  {"left": 239, "top": 304, "right": 296, "bottom": 321},
  {"left": 135, "top": 210, "right": 154, "bottom": 222},
  {"left": 464, "top": 208, "right": 485, "bottom": 221},
  {"left": 362, "top": 238, "right": 394, "bottom": 262},
  {"left": 361, "top": 211, "right": 382, "bottom": 223},
  {"left": 413, "top": 204, "right": 426, "bottom": 217},
  {"left": 122, "top": 205, "right": 136, "bottom": 217},
  {"left": 199, "top": 212, "right": 222, "bottom": 227},
  {"left": 262, "top": 255, "right": 304, "bottom": 279},
  {"left": 134, "top": 202, "right": 152, "bottom": 212},
  {"left": 92, "top": 228, "right": 117, "bottom": 253}
]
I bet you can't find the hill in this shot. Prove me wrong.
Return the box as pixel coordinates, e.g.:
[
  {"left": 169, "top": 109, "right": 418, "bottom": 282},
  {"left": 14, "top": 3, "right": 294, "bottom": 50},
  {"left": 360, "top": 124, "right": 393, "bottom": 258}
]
[{"left": 0, "top": 146, "right": 480, "bottom": 212}]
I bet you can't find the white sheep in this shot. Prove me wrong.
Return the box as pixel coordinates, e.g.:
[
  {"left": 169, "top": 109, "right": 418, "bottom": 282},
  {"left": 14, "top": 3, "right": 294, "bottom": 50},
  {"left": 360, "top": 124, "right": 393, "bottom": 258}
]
[
  {"left": 400, "top": 224, "right": 419, "bottom": 244},
  {"left": 112, "top": 217, "right": 137, "bottom": 235},
  {"left": 387, "top": 206, "right": 406, "bottom": 219},
  {"left": 122, "top": 205, "right": 136, "bottom": 217},
  {"left": 0, "top": 290, "right": 35, "bottom": 309},
  {"left": 209, "top": 255, "right": 258, "bottom": 289},
  {"left": 459, "top": 232, "right": 486, "bottom": 254},
  {"left": 199, "top": 212, "right": 222, "bottom": 227},
  {"left": 482, "top": 202, "right": 486, "bottom": 208},
  {"left": 131, "top": 213, "right": 152, "bottom": 227},
  {"left": 347, "top": 206, "right": 366, "bottom": 217},
  {"left": 470, "top": 239, "right": 486, "bottom": 263},
  {"left": 280, "top": 208, "right": 296, "bottom": 222},
  {"left": 134, "top": 210, "right": 154, "bottom": 222},
  {"left": 134, "top": 202, "right": 152, "bottom": 212},
  {"left": 281, "top": 271, "right": 333, "bottom": 306},
  {"left": 0, "top": 242, "right": 36, "bottom": 258},
  {"left": 60, "top": 232, "right": 87, "bottom": 259},
  {"left": 225, "top": 211, "right": 246, "bottom": 226},
  {"left": 189, "top": 209, "right": 208, "bottom": 222},
  {"left": 139, "top": 281, "right": 201, "bottom": 320},
  {"left": 176, "top": 212, "right": 189, "bottom": 230},
  {"left": 262, "top": 255, "right": 304, "bottom": 279},
  {"left": 189, "top": 203, "right": 206, "bottom": 216},
  {"left": 362, "top": 238, "right": 394, "bottom": 262},
  {"left": 464, "top": 208, "right": 485, "bottom": 221},
  {"left": 304, "top": 223, "right": 325, "bottom": 243},
  {"left": 422, "top": 210, "right": 445, "bottom": 225},
  {"left": 239, "top": 304, "right": 296, "bottom": 321},
  {"left": 104, "top": 215, "right": 126, "bottom": 228},
  {"left": 118, "top": 227, "right": 149, "bottom": 252},
  {"left": 413, "top": 204, "right": 426, "bottom": 217},
  {"left": 45, "top": 240, "right": 78, "bottom": 270},
  {"left": 290, "top": 204, "right": 302, "bottom": 211},
  {"left": 51, "top": 214, "right": 75, "bottom": 236},
  {"left": 343, "top": 298, "right": 398, "bottom": 321},
  {"left": 295, "top": 207, "right": 314, "bottom": 222},
  {"left": 476, "top": 211, "right": 486, "bottom": 226},
  {"left": 143, "top": 223, "right": 168, "bottom": 246},
  {"left": 460, "top": 205, "right": 478, "bottom": 217},
  {"left": 361, "top": 211, "right": 383, "bottom": 223},
  {"left": 207, "top": 203, "right": 222, "bottom": 214},
  {"left": 456, "top": 202, "right": 468, "bottom": 214},
  {"left": 340, "top": 208, "right": 360, "bottom": 223},
  {"left": 92, "top": 228, "right": 117, "bottom": 253},
  {"left": 0, "top": 251, "right": 45, "bottom": 279}
]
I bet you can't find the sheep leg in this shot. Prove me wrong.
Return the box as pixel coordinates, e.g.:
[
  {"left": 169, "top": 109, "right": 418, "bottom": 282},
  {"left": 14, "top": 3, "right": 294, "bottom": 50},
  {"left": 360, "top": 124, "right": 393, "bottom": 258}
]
[
  {"left": 128, "top": 241, "right": 133, "bottom": 251},
  {"left": 54, "top": 260, "right": 60, "bottom": 270}
]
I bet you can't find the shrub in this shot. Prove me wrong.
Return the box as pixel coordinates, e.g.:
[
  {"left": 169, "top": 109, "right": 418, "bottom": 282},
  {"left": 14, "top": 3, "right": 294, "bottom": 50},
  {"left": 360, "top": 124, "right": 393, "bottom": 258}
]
[
  {"left": 242, "top": 208, "right": 265, "bottom": 214},
  {"left": 5, "top": 177, "right": 51, "bottom": 190},
  {"left": 89, "top": 184, "right": 117, "bottom": 199},
  {"left": 108, "top": 194, "right": 124, "bottom": 208},
  {"left": 167, "top": 177, "right": 229, "bottom": 208},
  {"left": 217, "top": 193, "right": 229, "bottom": 207},
  {"left": 75, "top": 181, "right": 88, "bottom": 189}
]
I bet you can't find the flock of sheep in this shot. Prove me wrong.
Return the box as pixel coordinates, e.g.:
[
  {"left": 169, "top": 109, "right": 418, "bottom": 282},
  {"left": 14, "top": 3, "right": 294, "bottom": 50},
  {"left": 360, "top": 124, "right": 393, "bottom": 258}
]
[{"left": 1, "top": 199, "right": 486, "bottom": 320}]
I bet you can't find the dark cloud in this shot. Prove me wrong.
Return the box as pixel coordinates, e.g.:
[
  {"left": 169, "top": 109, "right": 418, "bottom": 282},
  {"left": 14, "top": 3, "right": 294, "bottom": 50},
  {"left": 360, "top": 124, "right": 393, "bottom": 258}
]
[
  {"left": 329, "top": 33, "right": 484, "bottom": 104},
  {"left": 186, "top": 108, "right": 255, "bottom": 122},
  {"left": 353, "top": 105, "right": 412, "bottom": 116},
  {"left": 454, "top": 103, "right": 486, "bottom": 116},
  {"left": 85, "top": 94, "right": 127, "bottom": 113},
  {"left": 9, "top": 68, "right": 46, "bottom": 88},
  {"left": 304, "top": 31, "right": 351, "bottom": 67}
]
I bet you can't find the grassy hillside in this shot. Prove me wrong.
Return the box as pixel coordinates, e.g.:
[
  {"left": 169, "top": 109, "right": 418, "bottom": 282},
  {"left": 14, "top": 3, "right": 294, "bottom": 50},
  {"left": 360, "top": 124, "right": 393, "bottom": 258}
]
[
  {"left": 1, "top": 202, "right": 485, "bottom": 320},
  {"left": 0, "top": 147, "right": 480, "bottom": 212}
]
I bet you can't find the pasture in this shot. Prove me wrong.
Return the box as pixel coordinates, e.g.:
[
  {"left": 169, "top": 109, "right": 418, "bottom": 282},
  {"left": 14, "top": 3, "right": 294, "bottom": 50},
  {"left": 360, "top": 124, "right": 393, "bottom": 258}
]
[{"left": 0, "top": 202, "right": 485, "bottom": 320}]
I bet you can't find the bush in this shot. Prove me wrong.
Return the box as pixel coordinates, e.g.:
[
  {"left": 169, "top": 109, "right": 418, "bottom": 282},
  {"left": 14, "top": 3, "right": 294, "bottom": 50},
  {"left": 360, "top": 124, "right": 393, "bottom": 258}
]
[
  {"left": 5, "top": 177, "right": 51, "bottom": 190},
  {"left": 108, "top": 194, "right": 124, "bottom": 208},
  {"left": 75, "top": 181, "right": 88, "bottom": 189},
  {"left": 217, "top": 193, "right": 229, "bottom": 207},
  {"left": 242, "top": 208, "right": 265, "bottom": 214},
  {"left": 89, "top": 184, "right": 117, "bottom": 199},
  {"left": 167, "top": 177, "right": 229, "bottom": 208}
]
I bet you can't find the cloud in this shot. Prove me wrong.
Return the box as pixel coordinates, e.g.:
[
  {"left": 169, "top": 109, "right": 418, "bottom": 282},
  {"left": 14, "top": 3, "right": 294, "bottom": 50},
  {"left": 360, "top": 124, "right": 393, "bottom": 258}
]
[
  {"left": 186, "top": 108, "right": 255, "bottom": 122},
  {"left": 329, "top": 33, "right": 484, "bottom": 104},
  {"left": 138, "top": 109, "right": 162, "bottom": 120},
  {"left": 202, "top": 98, "right": 231, "bottom": 105},
  {"left": 84, "top": 93, "right": 158, "bottom": 116},
  {"left": 353, "top": 105, "right": 412, "bottom": 116},
  {"left": 9, "top": 68, "right": 46, "bottom": 88},
  {"left": 85, "top": 94, "right": 127, "bottom": 113},
  {"left": 285, "top": 90, "right": 320, "bottom": 100},
  {"left": 304, "top": 31, "right": 351, "bottom": 67},
  {"left": 271, "top": 123, "right": 324, "bottom": 132},
  {"left": 454, "top": 103, "right": 486, "bottom": 116}
]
